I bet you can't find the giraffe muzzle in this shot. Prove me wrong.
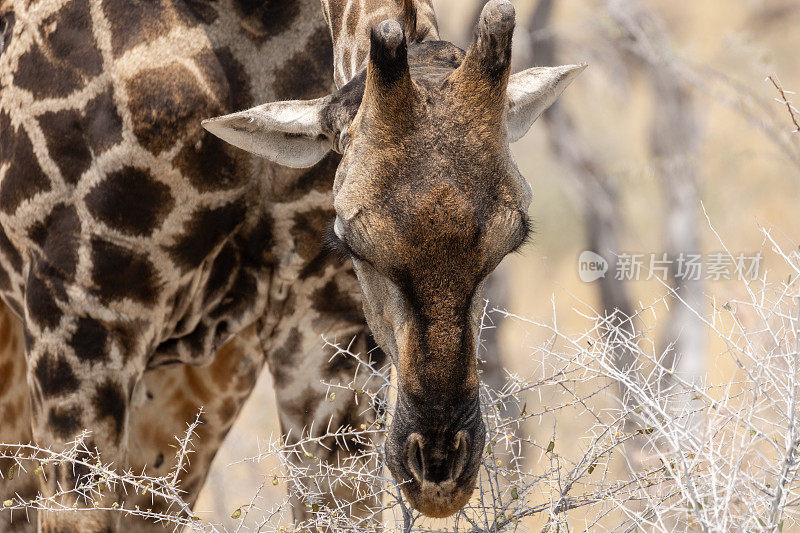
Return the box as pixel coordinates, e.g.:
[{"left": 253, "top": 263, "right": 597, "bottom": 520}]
[{"left": 385, "top": 392, "right": 485, "bottom": 518}]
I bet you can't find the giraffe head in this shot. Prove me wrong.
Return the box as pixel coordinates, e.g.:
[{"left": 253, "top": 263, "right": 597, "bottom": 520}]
[{"left": 203, "top": 0, "right": 583, "bottom": 517}]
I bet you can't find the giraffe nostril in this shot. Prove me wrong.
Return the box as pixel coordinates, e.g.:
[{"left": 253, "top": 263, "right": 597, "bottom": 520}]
[
  {"left": 405, "top": 433, "right": 424, "bottom": 483},
  {"left": 451, "top": 430, "right": 470, "bottom": 481}
]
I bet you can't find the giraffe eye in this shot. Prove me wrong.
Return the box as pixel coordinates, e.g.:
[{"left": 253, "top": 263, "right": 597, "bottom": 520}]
[
  {"left": 334, "top": 217, "right": 345, "bottom": 239},
  {"left": 324, "top": 217, "right": 354, "bottom": 259}
]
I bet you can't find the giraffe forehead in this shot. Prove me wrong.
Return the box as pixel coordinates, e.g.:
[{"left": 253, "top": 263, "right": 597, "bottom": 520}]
[
  {"left": 344, "top": 180, "right": 510, "bottom": 275},
  {"left": 341, "top": 122, "right": 518, "bottom": 213},
  {"left": 378, "top": 189, "right": 483, "bottom": 244}
]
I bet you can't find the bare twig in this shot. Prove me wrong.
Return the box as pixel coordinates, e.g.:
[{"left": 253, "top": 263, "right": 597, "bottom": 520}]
[{"left": 768, "top": 75, "right": 800, "bottom": 133}]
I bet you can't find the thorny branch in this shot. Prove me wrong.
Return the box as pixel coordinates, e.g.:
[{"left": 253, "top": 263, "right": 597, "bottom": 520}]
[
  {"left": 768, "top": 75, "right": 800, "bottom": 133},
  {"left": 3, "top": 224, "right": 800, "bottom": 531}
]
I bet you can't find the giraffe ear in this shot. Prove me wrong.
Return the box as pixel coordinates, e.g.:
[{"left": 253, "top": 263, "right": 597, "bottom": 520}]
[
  {"left": 202, "top": 97, "right": 334, "bottom": 169},
  {"left": 506, "top": 64, "right": 587, "bottom": 142}
]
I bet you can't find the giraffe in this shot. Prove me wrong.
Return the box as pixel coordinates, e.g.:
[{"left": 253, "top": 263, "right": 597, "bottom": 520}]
[
  {"left": 0, "top": 0, "right": 582, "bottom": 531},
  {"left": 205, "top": 0, "right": 585, "bottom": 520}
]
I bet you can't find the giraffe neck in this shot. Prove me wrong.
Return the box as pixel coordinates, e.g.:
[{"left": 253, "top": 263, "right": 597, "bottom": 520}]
[{"left": 320, "top": 0, "right": 439, "bottom": 88}]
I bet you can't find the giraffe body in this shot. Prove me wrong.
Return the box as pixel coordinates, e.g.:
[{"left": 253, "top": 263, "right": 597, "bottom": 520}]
[{"left": 1, "top": 0, "right": 584, "bottom": 529}]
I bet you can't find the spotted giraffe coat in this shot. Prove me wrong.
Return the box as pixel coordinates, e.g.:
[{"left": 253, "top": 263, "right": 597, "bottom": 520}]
[{"left": 0, "top": 0, "right": 388, "bottom": 530}]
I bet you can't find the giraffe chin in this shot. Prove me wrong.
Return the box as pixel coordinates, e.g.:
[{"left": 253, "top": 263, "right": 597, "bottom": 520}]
[{"left": 400, "top": 476, "right": 477, "bottom": 518}]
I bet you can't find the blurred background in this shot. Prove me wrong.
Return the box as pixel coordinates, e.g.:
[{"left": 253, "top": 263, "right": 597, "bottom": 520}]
[{"left": 194, "top": 0, "right": 800, "bottom": 529}]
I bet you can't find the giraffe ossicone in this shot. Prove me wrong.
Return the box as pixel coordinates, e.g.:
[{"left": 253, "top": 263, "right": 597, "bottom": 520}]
[{"left": 206, "top": 0, "right": 584, "bottom": 519}]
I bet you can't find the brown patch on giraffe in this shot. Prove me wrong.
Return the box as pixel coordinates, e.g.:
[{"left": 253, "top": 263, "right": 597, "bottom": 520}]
[
  {"left": 208, "top": 268, "right": 257, "bottom": 322},
  {"left": 233, "top": 0, "right": 301, "bottom": 41},
  {"left": 86, "top": 166, "right": 174, "bottom": 236},
  {"left": 184, "top": 0, "right": 218, "bottom": 24},
  {"left": 173, "top": 133, "right": 243, "bottom": 193},
  {"left": 26, "top": 267, "right": 64, "bottom": 331},
  {"left": 84, "top": 87, "right": 124, "bottom": 153},
  {"left": 273, "top": 25, "right": 334, "bottom": 100},
  {"left": 37, "top": 88, "right": 123, "bottom": 186},
  {"left": 92, "top": 380, "right": 126, "bottom": 444},
  {"left": 235, "top": 357, "right": 260, "bottom": 392},
  {"left": 209, "top": 339, "right": 243, "bottom": 391},
  {"left": 69, "top": 317, "right": 108, "bottom": 364},
  {"left": 127, "top": 63, "right": 220, "bottom": 155},
  {"left": 39, "top": 108, "right": 92, "bottom": 184},
  {"left": 219, "top": 397, "right": 237, "bottom": 422},
  {"left": 29, "top": 203, "right": 81, "bottom": 280},
  {"left": 196, "top": 47, "right": 252, "bottom": 112},
  {"left": 268, "top": 327, "right": 302, "bottom": 387},
  {"left": 172, "top": 47, "right": 250, "bottom": 200},
  {"left": 170, "top": 395, "right": 205, "bottom": 433},
  {"left": 311, "top": 279, "right": 362, "bottom": 327},
  {"left": 240, "top": 212, "right": 276, "bottom": 263},
  {"left": 13, "top": 0, "right": 102, "bottom": 98},
  {"left": 102, "top": 0, "right": 198, "bottom": 57},
  {"left": 152, "top": 452, "right": 165, "bottom": 469},
  {"left": 47, "top": 405, "right": 82, "bottom": 439},
  {"left": 0, "top": 312, "right": 21, "bottom": 365},
  {"left": 0, "top": 120, "right": 51, "bottom": 215},
  {"left": 281, "top": 386, "right": 323, "bottom": 428},
  {"left": 168, "top": 321, "right": 210, "bottom": 357},
  {"left": 33, "top": 354, "right": 79, "bottom": 398},
  {"left": 291, "top": 207, "right": 336, "bottom": 268},
  {"left": 90, "top": 237, "right": 160, "bottom": 304},
  {"left": 109, "top": 319, "right": 145, "bottom": 363},
  {"left": 0, "top": 308, "right": 11, "bottom": 349},
  {"left": 0, "top": 399, "right": 20, "bottom": 424},
  {"left": 341, "top": 48, "right": 353, "bottom": 78},
  {"left": 166, "top": 202, "right": 246, "bottom": 270}
]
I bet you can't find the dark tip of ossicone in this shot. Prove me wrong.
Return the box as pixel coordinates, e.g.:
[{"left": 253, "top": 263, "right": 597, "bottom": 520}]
[
  {"left": 464, "top": 0, "right": 515, "bottom": 84},
  {"left": 369, "top": 19, "right": 409, "bottom": 87},
  {"left": 479, "top": 0, "right": 515, "bottom": 37}
]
